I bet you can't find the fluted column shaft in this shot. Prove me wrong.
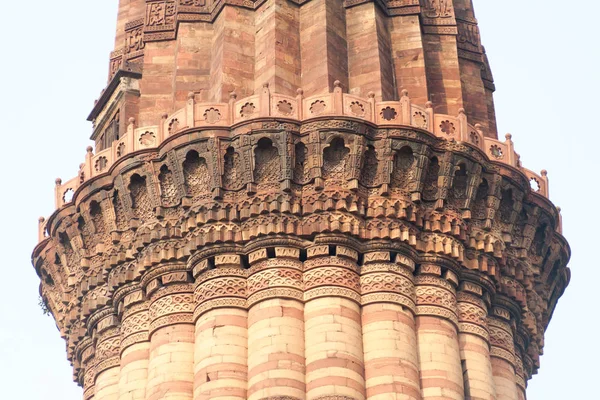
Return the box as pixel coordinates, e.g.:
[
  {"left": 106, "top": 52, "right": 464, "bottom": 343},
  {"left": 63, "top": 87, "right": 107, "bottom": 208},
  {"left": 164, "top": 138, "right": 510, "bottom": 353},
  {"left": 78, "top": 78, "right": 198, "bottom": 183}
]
[
  {"left": 145, "top": 268, "right": 195, "bottom": 400},
  {"left": 94, "top": 314, "right": 122, "bottom": 400},
  {"left": 246, "top": 248, "right": 306, "bottom": 400},
  {"left": 193, "top": 255, "right": 248, "bottom": 400},
  {"left": 514, "top": 347, "right": 527, "bottom": 400},
  {"left": 456, "top": 284, "right": 496, "bottom": 400},
  {"left": 79, "top": 337, "right": 96, "bottom": 400},
  {"left": 360, "top": 251, "right": 421, "bottom": 400},
  {"left": 415, "top": 264, "right": 464, "bottom": 400},
  {"left": 489, "top": 308, "right": 518, "bottom": 400},
  {"left": 118, "top": 288, "right": 150, "bottom": 400},
  {"left": 304, "top": 245, "right": 365, "bottom": 400}
]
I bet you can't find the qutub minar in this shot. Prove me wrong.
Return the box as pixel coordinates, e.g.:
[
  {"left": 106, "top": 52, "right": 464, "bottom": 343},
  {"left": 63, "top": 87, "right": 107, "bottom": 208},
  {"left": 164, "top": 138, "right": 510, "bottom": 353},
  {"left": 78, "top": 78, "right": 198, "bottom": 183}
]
[{"left": 32, "top": 0, "right": 571, "bottom": 399}]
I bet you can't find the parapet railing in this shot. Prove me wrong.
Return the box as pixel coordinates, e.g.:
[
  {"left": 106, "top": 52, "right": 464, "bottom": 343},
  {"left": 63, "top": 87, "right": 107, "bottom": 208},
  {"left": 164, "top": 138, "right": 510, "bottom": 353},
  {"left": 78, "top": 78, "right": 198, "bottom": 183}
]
[{"left": 51, "top": 81, "right": 549, "bottom": 221}]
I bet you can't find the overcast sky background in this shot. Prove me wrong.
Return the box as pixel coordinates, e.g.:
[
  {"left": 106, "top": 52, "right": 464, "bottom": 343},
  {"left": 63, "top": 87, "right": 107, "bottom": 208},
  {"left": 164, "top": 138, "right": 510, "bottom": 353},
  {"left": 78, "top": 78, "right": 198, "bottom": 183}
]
[{"left": 0, "top": 1, "right": 597, "bottom": 398}]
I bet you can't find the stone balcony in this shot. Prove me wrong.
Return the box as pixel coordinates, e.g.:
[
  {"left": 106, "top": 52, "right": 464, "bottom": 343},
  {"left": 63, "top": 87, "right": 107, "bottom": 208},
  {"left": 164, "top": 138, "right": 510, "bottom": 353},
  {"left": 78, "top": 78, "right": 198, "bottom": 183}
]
[{"left": 43, "top": 81, "right": 551, "bottom": 242}]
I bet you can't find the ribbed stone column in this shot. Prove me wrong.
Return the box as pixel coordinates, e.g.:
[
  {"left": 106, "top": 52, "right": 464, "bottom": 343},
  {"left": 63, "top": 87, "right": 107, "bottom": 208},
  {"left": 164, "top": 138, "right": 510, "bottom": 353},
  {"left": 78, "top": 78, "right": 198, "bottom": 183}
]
[
  {"left": 304, "top": 245, "right": 365, "bottom": 400},
  {"left": 145, "top": 265, "right": 195, "bottom": 400},
  {"left": 514, "top": 346, "right": 527, "bottom": 400},
  {"left": 489, "top": 307, "right": 518, "bottom": 400},
  {"left": 118, "top": 287, "right": 150, "bottom": 400},
  {"left": 360, "top": 251, "right": 421, "bottom": 400},
  {"left": 80, "top": 338, "right": 96, "bottom": 400},
  {"left": 456, "top": 282, "right": 496, "bottom": 400},
  {"left": 193, "top": 254, "right": 248, "bottom": 400},
  {"left": 247, "top": 247, "right": 305, "bottom": 400},
  {"left": 94, "top": 313, "right": 122, "bottom": 400},
  {"left": 415, "top": 262, "right": 464, "bottom": 400}
]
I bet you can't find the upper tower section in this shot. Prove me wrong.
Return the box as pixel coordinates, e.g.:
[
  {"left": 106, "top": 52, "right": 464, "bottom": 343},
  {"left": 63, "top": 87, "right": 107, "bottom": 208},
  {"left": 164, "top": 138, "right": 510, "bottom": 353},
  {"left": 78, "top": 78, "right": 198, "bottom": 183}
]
[{"left": 90, "top": 0, "right": 498, "bottom": 152}]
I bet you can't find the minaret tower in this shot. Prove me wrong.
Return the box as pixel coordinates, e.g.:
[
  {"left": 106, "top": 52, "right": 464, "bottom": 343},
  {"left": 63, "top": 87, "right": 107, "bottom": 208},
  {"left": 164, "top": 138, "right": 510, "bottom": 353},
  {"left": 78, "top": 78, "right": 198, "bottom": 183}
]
[{"left": 33, "top": 1, "right": 570, "bottom": 400}]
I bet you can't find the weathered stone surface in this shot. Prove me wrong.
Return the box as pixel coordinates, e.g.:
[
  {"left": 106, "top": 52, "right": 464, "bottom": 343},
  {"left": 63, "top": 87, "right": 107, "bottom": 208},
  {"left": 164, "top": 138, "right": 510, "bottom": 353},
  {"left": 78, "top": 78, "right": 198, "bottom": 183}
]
[{"left": 33, "top": 1, "right": 570, "bottom": 399}]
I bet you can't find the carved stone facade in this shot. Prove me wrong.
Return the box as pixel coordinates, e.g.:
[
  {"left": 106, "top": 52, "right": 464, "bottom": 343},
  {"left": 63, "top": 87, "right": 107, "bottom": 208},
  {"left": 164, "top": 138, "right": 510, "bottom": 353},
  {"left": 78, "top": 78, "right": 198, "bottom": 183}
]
[{"left": 33, "top": 1, "right": 570, "bottom": 400}]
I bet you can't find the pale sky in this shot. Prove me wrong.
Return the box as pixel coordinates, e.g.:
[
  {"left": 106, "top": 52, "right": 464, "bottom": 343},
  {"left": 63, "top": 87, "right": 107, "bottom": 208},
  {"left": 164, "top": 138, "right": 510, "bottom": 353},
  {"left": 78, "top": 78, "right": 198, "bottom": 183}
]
[{"left": 0, "top": 1, "right": 597, "bottom": 399}]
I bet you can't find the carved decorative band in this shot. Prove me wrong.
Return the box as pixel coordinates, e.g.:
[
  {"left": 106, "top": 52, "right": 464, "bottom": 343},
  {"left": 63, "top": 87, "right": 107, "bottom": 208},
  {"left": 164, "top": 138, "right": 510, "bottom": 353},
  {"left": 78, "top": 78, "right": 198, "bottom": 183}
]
[
  {"left": 75, "top": 337, "right": 93, "bottom": 362},
  {"left": 83, "top": 365, "right": 95, "bottom": 390},
  {"left": 416, "top": 285, "right": 456, "bottom": 311},
  {"left": 122, "top": 301, "right": 150, "bottom": 319},
  {"left": 87, "top": 307, "right": 114, "bottom": 332},
  {"left": 516, "top": 375, "right": 526, "bottom": 391},
  {"left": 458, "top": 49, "right": 483, "bottom": 62},
  {"left": 125, "top": 18, "right": 144, "bottom": 31},
  {"left": 140, "top": 263, "right": 189, "bottom": 288},
  {"left": 416, "top": 305, "right": 459, "bottom": 326},
  {"left": 196, "top": 267, "right": 246, "bottom": 285},
  {"left": 304, "top": 286, "right": 362, "bottom": 303},
  {"left": 81, "top": 345, "right": 95, "bottom": 364},
  {"left": 83, "top": 386, "right": 94, "bottom": 400},
  {"left": 488, "top": 316, "right": 511, "bottom": 329},
  {"left": 247, "top": 288, "right": 304, "bottom": 308},
  {"left": 360, "top": 262, "right": 414, "bottom": 279},
  {"left": 422, "top": 25, "right": 458, "bottom": 35},
  {"left": 149, "top": 292, "right": 194, "bottom": 320},
  {"left": 457, "top": 291, "right": 486, "bottom": 308},
  {"left": 247, "top": 258, "right": 303, "bottom": 275},
  {"left": 488, "top": 319, "right": 514, "bottom": 356},
  {"left": 193, "top": 297, "right": 247, "bottom": 321},
  {"left": 247, "top": 268, "right": 303, "bottom": 296},
  {"left": 121, "top": 310, "right": 149, "bottom": 339},
  {"left": 312, "top": 396, "right": 359, "bottom": 400},
  {"left": 121, "top": 331, "right": 150, "bottom": 351},
  {"left": 303, "top": 267, "right": 360, "bottom": 292},
  {"left": 361, "top": 292, "right": 416, "bottom": 313},
  {"left": 490, "top": 346, "right": 516, "bottom": 367},
  {"left": 255, "top": 397, "right": 303, "bottom": 400},
  {"left": 149, "top": 313, "right": 194, "bottom": 335},
  {"left": 458, "top": 322, "right": 489, "bottom": 341},
  {"left": 388, "top": 6, "right": 421, "bottom": 16},
  {"left": 94, "top": 355, "right": 120, "bottom": 377},
  {"left": 112, "top": 283, "right": 142, "bottom": 308},
  {"left": 194, "top": 277, "right": 247, "bottom": 303},
  {"left": 303, "top": 256, "right": 359, "bottom": 273},
  {"left": 97, "top": 316, "right": 120, "bottom": 334},
  {"left": 149, "top": 283, "right": 193, "bottom": 301},
  {"left": 415, "top": 275, "right": 455, "bottom": 292},
  {"left": 361, "top": 272, "right": 414, "bottom": 298},
  {"left": 95, "top": 334, "right": 121, "bottom": 361},
  {"left": 457, "top": 302, "right": 487, "bottom": 327}
]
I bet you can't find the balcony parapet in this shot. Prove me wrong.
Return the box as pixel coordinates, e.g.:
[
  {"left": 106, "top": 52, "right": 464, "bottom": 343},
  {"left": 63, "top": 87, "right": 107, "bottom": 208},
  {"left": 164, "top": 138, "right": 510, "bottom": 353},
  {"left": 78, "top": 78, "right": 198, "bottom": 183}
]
[{"left": 49, "top": 82, "right": 550, "bottom": 232}]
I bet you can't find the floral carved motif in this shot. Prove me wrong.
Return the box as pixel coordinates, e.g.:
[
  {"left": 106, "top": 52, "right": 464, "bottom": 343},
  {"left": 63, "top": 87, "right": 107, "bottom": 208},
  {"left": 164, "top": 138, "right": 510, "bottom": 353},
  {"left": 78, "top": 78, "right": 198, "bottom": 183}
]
[
  {"left": 276, "top": 100, "right": 293, "bottom": 116},
  {"left": 240, "top": 102, "right": 256, "bottom": 118},
  {"left": 310, "top": 100, "right": 326, "bottom": 115},
  {"left": 139, "top": 131, "right": 156, "bottom": 147},
  {"left": 204, "top": 108, "right": 221, "bottom": 124},
  {"left": 413, "top": 111, "right": 428, "bottom": 129},
  {"left": 349, "top": 101, "right": 365, "bottom": 117},
  {"left": 380, "top": 106, "right": 397, "bottom": 121},
  {"left": 95, "top": 156, "right": 108, "bottom": 172},
  {"left": 440, "top": 120, "right": 456, "bottom": 135}
]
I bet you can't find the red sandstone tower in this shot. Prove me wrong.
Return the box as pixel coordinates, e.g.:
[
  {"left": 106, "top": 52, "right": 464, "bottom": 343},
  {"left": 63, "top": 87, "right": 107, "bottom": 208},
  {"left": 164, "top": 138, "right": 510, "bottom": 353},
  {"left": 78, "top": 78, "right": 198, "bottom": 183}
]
[{"left": 33, "top": 1, "right": 570, "bottom": 400}]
